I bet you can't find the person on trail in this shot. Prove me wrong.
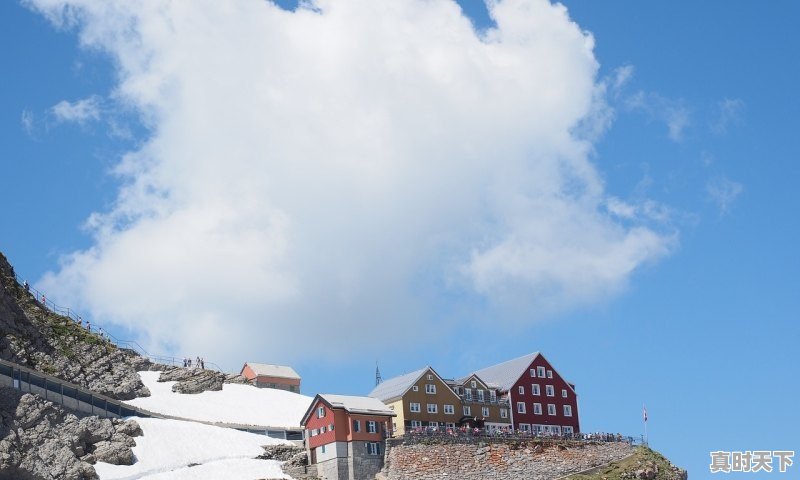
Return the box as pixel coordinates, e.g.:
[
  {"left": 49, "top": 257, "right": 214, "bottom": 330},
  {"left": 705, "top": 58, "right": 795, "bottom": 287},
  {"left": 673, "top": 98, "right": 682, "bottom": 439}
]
[
  {"left": 41, "top": 294, "right": 46, "bottom": 306},
  {"left": 188, "top": 358, "right": 192, "bottom": 368},
  {"left": 196, "top": 356, "right": 200, "bottom": 368},
  {"left": 183, "top": 358, "right": 187, "bottom": 368},
  {"left": 200, "top": 358, "right": 205, "bottom": 370},
  {"left": 23, "top": 280, "right": 29, "bottom": 292},
  {"left": 86, "top": 321, "right": 91, "bottom": 332}
]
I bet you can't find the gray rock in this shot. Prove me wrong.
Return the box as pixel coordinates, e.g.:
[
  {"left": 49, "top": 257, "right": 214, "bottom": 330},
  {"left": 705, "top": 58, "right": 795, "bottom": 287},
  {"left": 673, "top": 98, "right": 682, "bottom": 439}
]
[
  {"left": 0, "top": 386, "right": 142, "bottom": 479},
  {"left": 157, "top": 366, "right": 249, "bottom": 394}
]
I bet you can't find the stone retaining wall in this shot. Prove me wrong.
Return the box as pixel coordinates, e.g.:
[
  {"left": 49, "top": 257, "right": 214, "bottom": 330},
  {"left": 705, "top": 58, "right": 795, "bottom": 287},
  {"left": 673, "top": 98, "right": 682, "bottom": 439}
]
[{"left": 382, "top": 439, "right": 634, "bottom": 480}]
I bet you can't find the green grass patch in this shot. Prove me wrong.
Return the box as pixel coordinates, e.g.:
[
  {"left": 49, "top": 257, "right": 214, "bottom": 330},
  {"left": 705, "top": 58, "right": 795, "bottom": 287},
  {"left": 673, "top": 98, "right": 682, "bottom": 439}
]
[{"left": 566, "top": 446, "right": 683, "bottom": 480}]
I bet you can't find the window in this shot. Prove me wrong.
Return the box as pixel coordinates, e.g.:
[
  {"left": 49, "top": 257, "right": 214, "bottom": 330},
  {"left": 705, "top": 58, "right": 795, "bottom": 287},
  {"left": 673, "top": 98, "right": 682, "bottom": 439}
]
[
  {"left": 490, "top": 391, "right": 497, "bottom": 403},
  {"left": 548, "top": 404, "right": 556, "bottom": 416},
  {"left": 425, "top": 384, "right": 436, "bottom": 394},
  {"left": 532, "top": 384, "right": 540, "bottom": 396},
  {"left": 330, "top": 424, "right": 335, "bottom": 431},
  {"left": 534, "top": 424, "right": 543, "bottom": 434},
  {"left": 482, "top": 407, "right": 490, "bottom": 417},
  {"left": 562, "top": 389, "right": 568, "bottom": 398},
  {"left": 517, "top": 402, "right": 526, "bottom": 414},
  {"left": 465, "top": 388, "right": 472, "bottom": 400},
  {"left": 311, "top": 428, "right": 319, "bottom": 436},
  {"left": 427, "top": 403, "right": 438, "bottom": 414},
  {"left": 477, "top": 390, "right": 485, "bottom": 402},
  {"left": 546, "top": 385, "right": 554, "bottom": 397},
  {"left": 500, "top": 408, "right": 508, "bottom": 419},
  {"left": 463, "top": 406, "right": 471, "bottom": 416},
  {"left": 367, "top": 421, "right": 377, "bottom": 433},
  {"left": 410, "top": 402, "right": 421, "bottom": 413},
  {"left": 533, "top": 403, "right": 542, "bottom": 415},
  {"left": 563, "top": 426, "right": 573, "bottom": 434},
  {"left": 317, "top": 406, "right": 326, "bottom": 418},
  {"left": 321, "top": 426, "right": 326, "bottom": 433},
  {"left": 563, "top": 405, "right": 572, "bottom": 417},
  {"left": 446, "top": 422, "right": 455, "bottom": 428},
  {"left": 518, "top": 386, "right": 525, "bottom": 395},
  {"left": 530, "top": 368, "right": 536, "bottom": 377},
  {"left": 547, "top": 370, "right": 553, "bottom": 379},
  {"left": 366, "top": 442, "right": 381, "bottom": 455},
  {"left": 411, "top": 420, "right": 422, "bottom": 427},
  {"left": 520, "top": 423, "right": 531, "bottom": 432},
  {"left": 353, "top": 420, "right": 361, "bottom": 432},
  {"left": 552, "top": 425, "right": 561, "bottom": 434},
  {"left": 412, "top": 386, "right": 419, "bottom": 392},
  {"left": 444, "top": 404, "right": 455, "bottom": 414},
  {"left": 427, "top": 374, "right": 433, "bottom": 380},
  {"left": 471, "top": 380, "right": 477, "bottom": 388},
  {"left": 320, "top": 444, "right": 326, "bottom": 454},
  {"left": 537, "top": 366, "right": 546, "bottom": 378}
]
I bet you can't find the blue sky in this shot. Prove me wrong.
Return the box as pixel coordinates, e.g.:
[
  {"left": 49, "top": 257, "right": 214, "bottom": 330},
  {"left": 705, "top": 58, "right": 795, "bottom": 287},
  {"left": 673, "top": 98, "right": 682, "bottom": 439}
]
[{"left": 1, "top": 1, "right": 798, "bottom": 477}]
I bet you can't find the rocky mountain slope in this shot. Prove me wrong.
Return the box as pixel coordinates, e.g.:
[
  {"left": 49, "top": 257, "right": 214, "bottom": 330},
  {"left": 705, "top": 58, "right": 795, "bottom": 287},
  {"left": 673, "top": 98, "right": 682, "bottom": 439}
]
[
  {"left": 0, "top": 386, "right": 142, "bottom": 480},
  {"left": 0, "top": 252, "right": 151, "bottom": 400}
]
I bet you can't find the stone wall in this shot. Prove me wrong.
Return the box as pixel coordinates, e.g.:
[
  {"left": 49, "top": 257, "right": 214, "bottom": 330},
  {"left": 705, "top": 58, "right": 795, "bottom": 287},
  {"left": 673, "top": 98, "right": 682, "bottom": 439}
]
[
  {"left": 381, "top": 439, "right": 634, "bottom": 480},
  {"left": 348, "top": 442, "right": 384, "bottom": 480}
]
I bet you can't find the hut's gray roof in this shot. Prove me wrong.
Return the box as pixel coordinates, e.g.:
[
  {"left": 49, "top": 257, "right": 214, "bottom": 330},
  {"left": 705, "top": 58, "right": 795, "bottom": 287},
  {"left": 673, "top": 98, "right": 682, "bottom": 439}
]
[{"left": 368, "top": 366, "right": 429, "bottom": 402}]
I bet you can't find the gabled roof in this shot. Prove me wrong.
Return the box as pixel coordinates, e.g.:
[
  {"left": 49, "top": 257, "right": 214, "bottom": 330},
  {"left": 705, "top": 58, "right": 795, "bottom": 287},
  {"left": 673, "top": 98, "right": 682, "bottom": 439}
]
[
  {"left": 321, "top": 394, "right": 395, "bottom": 416},
  {"left": 301, "top": 394, "right": 395, "bottom": 426},
  {"left": 454, "top": 373, "right": 490, "bottom": 389},
  {"left": 242, "top": 362, "right": 301, "bottom": 380},
  {"left": 471, "top": 352, "right": 541, "bottom": 391},
  {"left": 472, "top": 352, "right": 577, "bottom": 395},
  {"left": 368, "top": 366, "right": 429, "bottom": 402}
]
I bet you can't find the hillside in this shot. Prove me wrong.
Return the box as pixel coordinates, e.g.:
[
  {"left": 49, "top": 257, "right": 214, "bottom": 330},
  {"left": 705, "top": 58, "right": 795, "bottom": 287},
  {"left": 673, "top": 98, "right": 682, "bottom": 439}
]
[
  {"left": 0, "top": 253, "right": 150, "bottom": 400},
  {"left": 566, "top": 446, "right": 687, "bottom": 480}
]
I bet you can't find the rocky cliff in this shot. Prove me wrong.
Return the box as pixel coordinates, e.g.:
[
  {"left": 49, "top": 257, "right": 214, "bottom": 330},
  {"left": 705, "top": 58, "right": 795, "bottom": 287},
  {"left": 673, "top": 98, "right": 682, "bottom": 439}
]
[
  {"left": 0, "top": 253, "right": 151, "bottom": 400},
  {"left": 0, "top": 386, "right": 141, "bottom": 480}
]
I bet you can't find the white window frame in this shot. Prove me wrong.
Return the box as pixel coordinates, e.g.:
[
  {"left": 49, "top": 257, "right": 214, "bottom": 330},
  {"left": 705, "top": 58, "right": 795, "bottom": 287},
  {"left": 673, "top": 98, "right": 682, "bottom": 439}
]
[
  {"left": 425, "top": 384, "right": 436, "bottom": 394},
  {"left": 471, "top": 380, "right": 477, "bottom": 388},
  {"left": 320, "top": 444, "right": 326, "bottom": 454},
  {"left": 519, "top": 423, "right": 531, "bottom": 432},
  {"left": 366, "top": 442, "right": 381, "bottom": 455},
  {"left": 500, "top": 408, "right": 508, "bottom": 419},
  {"left": 444, "top": 404, "right": 455, "bottom": 414},
  {"left": 321, "top": 426, "right": 326, "bottom": 433},
  {"left": 547, "top": 370, "right": 553, "bottom": 379},
  {"left": 517, "top": 402, "right": 526, "bottom": 414},
  {"left": 465, "top": 388, "right": 472, "bottom": 400},
  {"left": 490, "top": 391, "right": 497, "bottom": 403},
  {"left": 548, "top": 404, "right": 556, "bottom": 416},
  {"left": 477, "top": 389, "right": 485, "bottom": 402},
  {"left": 410, "top": 420, "right": 422, "bottom": 428},
  {"left": 463, "top": 405, "right": 471, "bottom": 416},
  {"left": 546, "top": 385, "right": 555, "bottom": 397},
  {"left": 410, "top": 402, "right": 421, "bottom": 413},
  {"left": 368, "top": 421, "right": 377, "bottom": 433},
  {"left": 427, "top": 403, "right": 438, "bottom": 414},
  {"left": 317, "top": 406, "right": 325, "bottom": 418},
  {"left": 482, "top": 407, "right": 490, "bottom": 417},
  {"left": 537, "top": 366, "right": 546, "bottom": 378},
  {"left": 532, "top": 384, "right": 540, "bottom": 396},
  {"left": 563, "top": 426, "right": 574, "bottom": 434},
  {"left": 518, "top": 386, "right": 525, "bottom": 395},
  {"left": 562, "top": 389, "right": 568, "bottom": 398},
  {"left": 552, "top": 425, "right": 561, "bottom": 434},
  {"left": 530, "top": 368, "right": 536, "bottom": 377},
  {"left": 563, "top": 405, "right": 572, "bottom": 417},
  {"left": 427, "top": 374, "right": 433, "bottom": 380},
  {"left": 353, "top": 420, "right": 361, "bottom": 432},
  {"left": 533, "top": 403, "right": 542, "bottom": 415},
  {"left": 412, "top": 385, "right": 419, "bottom": 392}
]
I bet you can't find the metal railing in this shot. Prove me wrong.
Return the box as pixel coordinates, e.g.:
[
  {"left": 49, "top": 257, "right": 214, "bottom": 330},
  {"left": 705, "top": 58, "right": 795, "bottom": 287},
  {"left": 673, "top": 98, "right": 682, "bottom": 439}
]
[
  {"left": 396, "top": 428, "right": 642, "bottom": 446},
  {"left": 10, "top": 272, "right": 223, "bottom": 372}
]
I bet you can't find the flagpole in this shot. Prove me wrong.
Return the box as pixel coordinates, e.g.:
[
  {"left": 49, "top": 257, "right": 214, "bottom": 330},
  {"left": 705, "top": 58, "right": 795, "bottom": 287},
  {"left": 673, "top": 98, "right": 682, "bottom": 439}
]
[{"left": 643, "top": 404, "right": 648, "bottom": 446}]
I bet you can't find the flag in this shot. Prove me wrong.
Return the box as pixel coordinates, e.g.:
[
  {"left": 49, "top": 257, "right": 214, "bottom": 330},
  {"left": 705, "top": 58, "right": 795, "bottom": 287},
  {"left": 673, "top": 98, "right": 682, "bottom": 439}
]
[{"left": 643, "top": 406, "right": 648, "bottom": 422}]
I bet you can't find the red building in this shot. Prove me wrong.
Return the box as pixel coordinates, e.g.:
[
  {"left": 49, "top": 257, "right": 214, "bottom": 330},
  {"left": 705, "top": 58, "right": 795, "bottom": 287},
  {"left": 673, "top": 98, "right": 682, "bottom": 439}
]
[
  {"left": 240, "top": 362, "right": 301, "bottom": 393},
  {"left": 300, "top": 394, "right": 395, "bottom": 480},
  {"left": 472, "top": 352, "right": 579, "bottom": 435}
]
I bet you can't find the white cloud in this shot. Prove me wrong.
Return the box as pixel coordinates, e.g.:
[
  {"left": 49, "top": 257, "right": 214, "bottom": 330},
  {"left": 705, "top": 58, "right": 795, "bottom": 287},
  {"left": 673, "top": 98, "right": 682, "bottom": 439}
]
[
  {"left": 20, "top": 109, "right": 35, "bottom": 136},
  {"left": 624, "top": 91, "right": 690, "bottom": 142},
  {"left": 30, "top": 0, "right": 674, "bottom": 368},
  {"left": 706, "top": 176, "right": 743, "bottom": 215},
  {"left": 50, "top": 95, "right": 102, "bottom": 125},
  {"left": 711, "top": 98, "right": 744, "bottom": 135}
]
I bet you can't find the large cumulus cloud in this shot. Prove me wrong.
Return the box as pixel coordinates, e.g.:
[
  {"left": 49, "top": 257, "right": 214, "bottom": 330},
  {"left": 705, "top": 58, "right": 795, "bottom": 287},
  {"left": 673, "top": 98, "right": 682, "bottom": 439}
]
[{"left": 30, "top": 0, "right": 673, "bottom": 368}]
